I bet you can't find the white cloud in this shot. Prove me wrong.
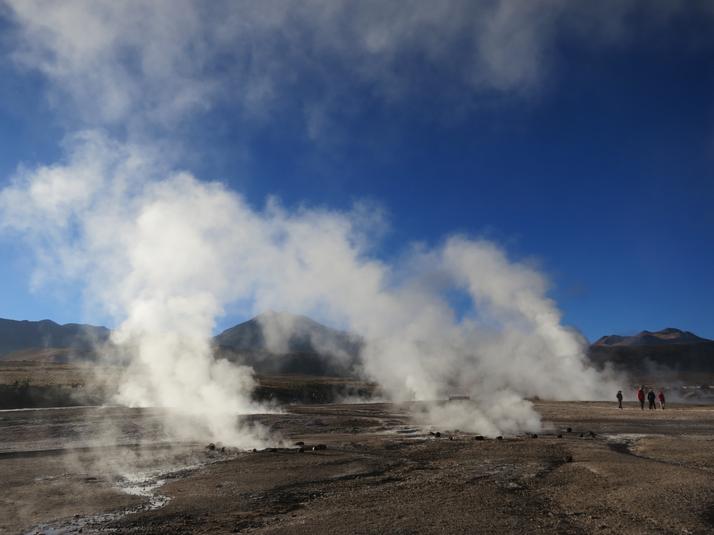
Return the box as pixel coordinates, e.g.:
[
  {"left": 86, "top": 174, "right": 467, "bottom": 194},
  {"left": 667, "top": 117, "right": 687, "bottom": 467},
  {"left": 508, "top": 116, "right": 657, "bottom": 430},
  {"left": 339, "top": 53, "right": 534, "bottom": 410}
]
[{"left": 3, "top": 0, "right": 693, "bottom": 136}]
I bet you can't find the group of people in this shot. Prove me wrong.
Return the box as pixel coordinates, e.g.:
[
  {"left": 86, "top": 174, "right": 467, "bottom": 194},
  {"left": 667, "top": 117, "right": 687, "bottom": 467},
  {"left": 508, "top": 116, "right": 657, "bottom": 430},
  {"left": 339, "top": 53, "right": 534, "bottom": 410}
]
[{"left": 616, "top": 386, "right": 666, "bottom": 410}]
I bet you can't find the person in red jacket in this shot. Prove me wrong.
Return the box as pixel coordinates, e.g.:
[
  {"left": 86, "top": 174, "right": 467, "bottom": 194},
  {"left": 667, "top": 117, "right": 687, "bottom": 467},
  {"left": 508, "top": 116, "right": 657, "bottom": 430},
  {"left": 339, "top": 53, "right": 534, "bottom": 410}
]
[
  {"left": 637, "top": 386, "right": 645, "bottom": 410},
  {"left": 658, "top": 389, "right": 666, "bottom": 410}
]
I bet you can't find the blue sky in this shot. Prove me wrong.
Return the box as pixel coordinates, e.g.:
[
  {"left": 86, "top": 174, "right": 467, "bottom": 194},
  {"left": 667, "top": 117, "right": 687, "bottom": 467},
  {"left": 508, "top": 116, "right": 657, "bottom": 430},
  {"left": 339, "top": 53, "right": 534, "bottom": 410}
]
[{"left": 0, "top": 2, "right": 712, "bottom": 341}]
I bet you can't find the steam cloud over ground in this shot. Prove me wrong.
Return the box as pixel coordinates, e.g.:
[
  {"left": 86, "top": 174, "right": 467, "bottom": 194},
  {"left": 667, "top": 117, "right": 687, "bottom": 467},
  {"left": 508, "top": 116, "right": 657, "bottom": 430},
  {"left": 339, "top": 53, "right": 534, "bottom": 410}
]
[
  {"left": 0, "top": 131, "right": 618, "bottom": 441},
  {"left": 0, "top": 0, "right": 637, "bottom": 443}
]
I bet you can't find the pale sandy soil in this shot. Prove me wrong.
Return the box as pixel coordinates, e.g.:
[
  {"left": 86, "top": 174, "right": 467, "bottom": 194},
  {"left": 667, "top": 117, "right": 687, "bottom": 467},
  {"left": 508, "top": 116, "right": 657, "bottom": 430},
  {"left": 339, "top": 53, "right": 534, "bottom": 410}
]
[{"left": 3, "top": 401, "right": 714, "bottom": 534}]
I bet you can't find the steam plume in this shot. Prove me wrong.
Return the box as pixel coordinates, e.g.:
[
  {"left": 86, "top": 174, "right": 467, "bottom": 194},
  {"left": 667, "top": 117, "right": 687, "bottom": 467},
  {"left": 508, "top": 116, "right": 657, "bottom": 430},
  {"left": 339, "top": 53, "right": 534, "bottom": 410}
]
[{"left": 0, "top": 131, "right": 618, "bottom": 439}]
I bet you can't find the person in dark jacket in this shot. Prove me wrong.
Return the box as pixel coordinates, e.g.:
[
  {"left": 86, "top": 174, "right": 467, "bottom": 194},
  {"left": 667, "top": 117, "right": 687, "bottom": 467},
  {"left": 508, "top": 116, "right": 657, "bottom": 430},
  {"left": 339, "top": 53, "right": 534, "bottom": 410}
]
[
  {"left": 658, "top": 390, "right": 666, "bottom": 409},
  {"left": 616, "top": 390, "right": 623, "bottom": 409},
  {"left": 637, "top": 386, "right": 645, "bottom": 410},
  {"left": 647, "top": 389, "right": 656, "bottom": 410}
]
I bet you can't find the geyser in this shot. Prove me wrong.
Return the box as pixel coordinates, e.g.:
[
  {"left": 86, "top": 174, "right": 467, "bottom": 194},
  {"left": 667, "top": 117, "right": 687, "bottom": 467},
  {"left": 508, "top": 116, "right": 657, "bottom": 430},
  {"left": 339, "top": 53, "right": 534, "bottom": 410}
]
[{"left": 0, "top": 132, "right": 618, "bottom": 441}]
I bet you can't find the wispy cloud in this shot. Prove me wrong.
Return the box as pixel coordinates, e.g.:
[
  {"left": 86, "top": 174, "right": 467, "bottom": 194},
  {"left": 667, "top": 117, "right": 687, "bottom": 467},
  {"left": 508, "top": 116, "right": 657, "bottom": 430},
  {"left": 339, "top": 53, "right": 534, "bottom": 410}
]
[{"left": 4, "top": 0, "right": 696, "bottom": 138}]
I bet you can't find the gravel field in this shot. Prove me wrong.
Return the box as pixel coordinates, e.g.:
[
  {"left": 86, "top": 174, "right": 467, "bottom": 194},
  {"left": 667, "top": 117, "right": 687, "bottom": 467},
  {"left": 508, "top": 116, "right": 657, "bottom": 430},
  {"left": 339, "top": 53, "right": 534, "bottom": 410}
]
[{"left": 3, "top": 400, "right": 714, "bottom": 534}]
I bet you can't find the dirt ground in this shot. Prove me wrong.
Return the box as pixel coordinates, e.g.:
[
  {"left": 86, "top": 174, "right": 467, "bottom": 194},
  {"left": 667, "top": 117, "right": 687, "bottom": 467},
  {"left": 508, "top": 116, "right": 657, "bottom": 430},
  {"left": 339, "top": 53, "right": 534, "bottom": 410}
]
[{"left": 3, "top": 401, "right": 714, "bottom": 534}]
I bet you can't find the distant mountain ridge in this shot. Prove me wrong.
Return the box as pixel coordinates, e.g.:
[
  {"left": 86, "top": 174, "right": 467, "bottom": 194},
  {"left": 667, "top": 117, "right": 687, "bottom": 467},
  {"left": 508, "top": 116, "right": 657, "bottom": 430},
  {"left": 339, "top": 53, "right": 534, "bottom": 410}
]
[
  {"left": 213, "top": 311, "right": 362, "bottom": 376},
  {"left": 589, "top": 328, "right": 714, "bottom": 374},
  {"left": 0, "top": 318, "right": 110, "bottom": 358},
  {"left": 214, "top": 311, "right": 360, "bottom": 354},
  {"left": 593, "top": 328, "right": 710, "bottom": 347},
  {"left": 0, "top": 312, "right": 362, "bottom": 376},
  {"left": 1, "top": 315, "right": 712, "bottom": 377}
]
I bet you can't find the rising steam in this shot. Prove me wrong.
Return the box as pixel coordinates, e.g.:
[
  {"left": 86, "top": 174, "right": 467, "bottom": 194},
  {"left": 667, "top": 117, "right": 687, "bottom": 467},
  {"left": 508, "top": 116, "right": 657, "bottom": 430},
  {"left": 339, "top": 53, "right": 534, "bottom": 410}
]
[
  {"left": 0, "top": 131, "right": 618, "bottom": 441},
  {"left": 0, "top": 0, "right": 637, "bottom": 442}
]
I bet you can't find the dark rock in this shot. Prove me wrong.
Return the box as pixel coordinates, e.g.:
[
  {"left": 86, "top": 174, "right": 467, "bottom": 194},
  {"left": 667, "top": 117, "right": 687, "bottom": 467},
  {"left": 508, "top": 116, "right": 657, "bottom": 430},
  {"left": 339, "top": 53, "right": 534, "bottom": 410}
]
[
  {"left": 531, "top": 433, "right": 538, "bottom": 439},
  {"left": 298, "top": 447, "right": 304, "bottom": 453},
  {"left": 294, "top": 441, "right": 305, "bottom": 446},
  {"left": 566, "top": 427, "right": 572, "bottom": 433},
  {"left": 474, "top": 435, "right": 485, "bottom": 441},
  {"left": 434, "top": 432, "right": 441, "bottom": 438},
  {"left": 496, "top": 436, "right": 503, "bottom": 441},
  {"left": 312, "top": 444, "right": 327, "bottom": 451},
  {"left": 207, "top": 443, "right": 216, "bottom": 451},
  {"left": 557, "top": 434, "right": 563, "bottom": 439}
]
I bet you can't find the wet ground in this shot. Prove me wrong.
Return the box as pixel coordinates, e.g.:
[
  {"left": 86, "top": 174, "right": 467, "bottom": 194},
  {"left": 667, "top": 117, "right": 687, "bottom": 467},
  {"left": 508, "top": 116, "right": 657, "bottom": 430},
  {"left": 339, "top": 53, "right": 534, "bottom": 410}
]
[{"left": 3, "top": 401, "right": 714, "bottom": 534}]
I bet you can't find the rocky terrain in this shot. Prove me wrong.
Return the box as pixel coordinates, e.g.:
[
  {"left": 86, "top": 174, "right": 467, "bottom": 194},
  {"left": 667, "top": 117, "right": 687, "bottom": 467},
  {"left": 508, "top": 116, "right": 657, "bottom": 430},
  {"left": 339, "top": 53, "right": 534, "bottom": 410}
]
[{"left": 3, "top": 400, "right": 714, "bottom": 534}]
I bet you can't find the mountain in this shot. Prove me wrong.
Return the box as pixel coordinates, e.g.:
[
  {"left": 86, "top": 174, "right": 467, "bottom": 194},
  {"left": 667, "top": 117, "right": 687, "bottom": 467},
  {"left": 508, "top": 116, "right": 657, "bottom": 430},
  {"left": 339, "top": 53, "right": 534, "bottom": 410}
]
[
  {"left": 0, "top": 312, "right": 361, "bottom": 375},
  {"left": 593, "top": 328, "right": 708, "bottom": 347},
  {"left": 589, "top": 328, "right": 714, "bottom": 374},
  {"left": 7, "top": 313, "right": 708, "bottom": 380},
  {"left": 213, "top": 311, "right": 362, "bottom": 376},
  {"left": 214, "top": 311, "right": 360, "bottom": 354},
  {"left": 0, "top": 318, "right": 110, "bottom": 360}
]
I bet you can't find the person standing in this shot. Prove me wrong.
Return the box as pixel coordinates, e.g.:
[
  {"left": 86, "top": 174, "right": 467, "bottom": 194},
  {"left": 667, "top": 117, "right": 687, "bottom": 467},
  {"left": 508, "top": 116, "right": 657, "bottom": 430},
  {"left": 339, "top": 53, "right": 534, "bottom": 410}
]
[
  {"left": 658, "top": 389, "right": 666, "bottom": 410},
  {"left": 647, "top": 389, "right": 657, "bottom": 410},
  {"left": 616, "top": 390, "right": 623, "bottom": 409},
  {"left": 637, "top": 386, "right": 645, "bottom": 410}
]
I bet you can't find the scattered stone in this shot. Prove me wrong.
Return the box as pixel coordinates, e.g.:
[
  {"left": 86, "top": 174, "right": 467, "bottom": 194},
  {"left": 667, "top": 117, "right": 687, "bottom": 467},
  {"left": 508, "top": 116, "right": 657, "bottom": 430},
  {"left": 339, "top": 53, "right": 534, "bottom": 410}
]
[
  {"left": 566, "top": 427, "right": 572, "bottom": 433},
  {"left": 579, "top": 433, "right": 584, "bottom": 438}
]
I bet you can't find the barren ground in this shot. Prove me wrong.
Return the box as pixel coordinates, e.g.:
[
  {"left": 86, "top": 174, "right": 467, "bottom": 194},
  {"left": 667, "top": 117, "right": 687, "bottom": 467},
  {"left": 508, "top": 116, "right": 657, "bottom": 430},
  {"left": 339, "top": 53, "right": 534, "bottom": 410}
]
[{"left": 2, "top": 399, "right": 714, "bottom": 534}]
